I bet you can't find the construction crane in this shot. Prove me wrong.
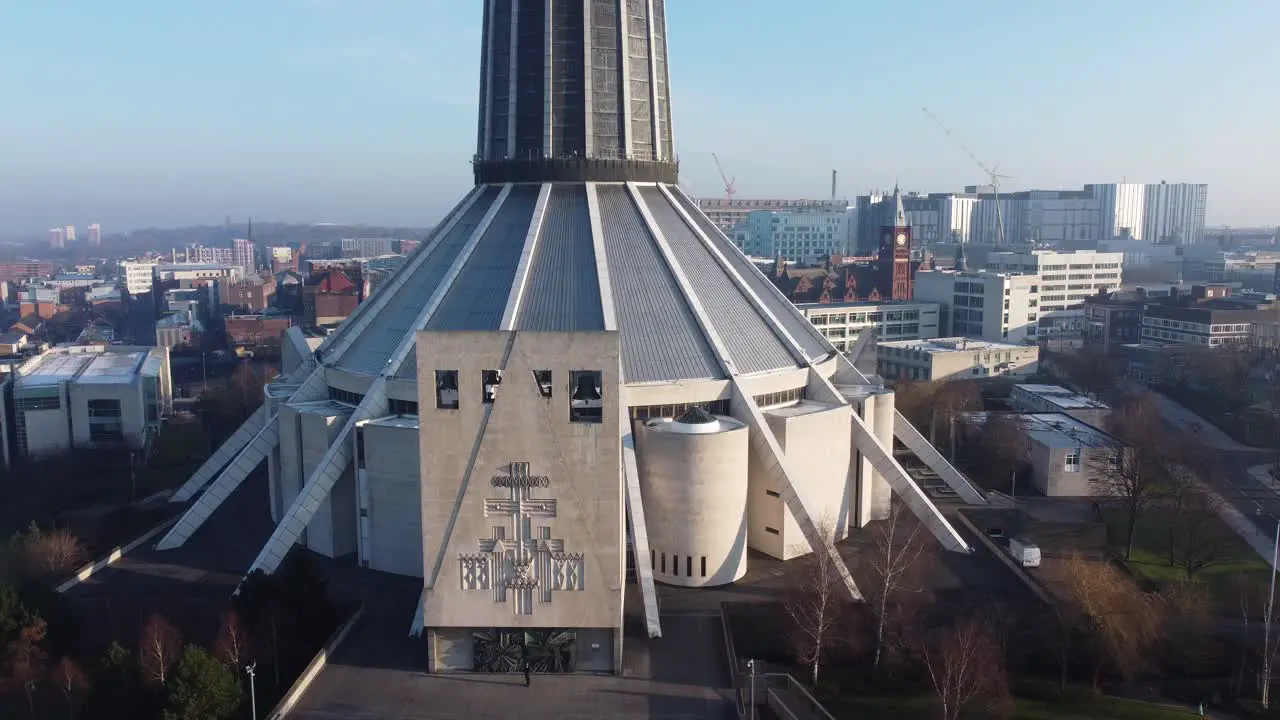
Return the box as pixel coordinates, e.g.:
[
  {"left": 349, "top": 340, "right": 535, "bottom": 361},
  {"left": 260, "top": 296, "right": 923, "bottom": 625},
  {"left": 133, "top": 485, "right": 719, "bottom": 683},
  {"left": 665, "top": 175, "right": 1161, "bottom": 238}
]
[
  {"left": 712, "top": 153, "right": 737, "bottom": 201},
  {"left": 922, "top": 106, "right": 1012, "bottom": 246}
]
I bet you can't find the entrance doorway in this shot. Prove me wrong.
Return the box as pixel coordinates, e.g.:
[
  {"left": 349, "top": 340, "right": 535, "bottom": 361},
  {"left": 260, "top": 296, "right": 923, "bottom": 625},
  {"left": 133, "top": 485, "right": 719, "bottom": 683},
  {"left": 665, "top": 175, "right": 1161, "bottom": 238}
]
[{"left": 472, "top": 629, "right": 578, "bottom": 673}]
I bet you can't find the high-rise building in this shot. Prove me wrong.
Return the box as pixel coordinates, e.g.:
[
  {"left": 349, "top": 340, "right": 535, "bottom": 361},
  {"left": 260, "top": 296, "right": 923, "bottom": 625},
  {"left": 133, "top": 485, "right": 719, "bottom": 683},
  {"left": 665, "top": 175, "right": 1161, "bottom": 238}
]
[
  {"left": 187, "top": 245, "right": 236, "bottom": 265},
  {"left": 232, "top": 238, "right": 255, "bottom": 274},
  {"left": 161, "top": 1, "right": 970, "bottom": 678},
  {"left": 855, "top": 182, "right": 1207, "bottom": 250},
  {"left": 86, "top": 223, "right": 102, "bottom": 246},
  {"left": 48, "top": 228, "right": 66, "bottom": 249},
  {"left": 64, "top": 225, "right": 76, "bottom": 243}
]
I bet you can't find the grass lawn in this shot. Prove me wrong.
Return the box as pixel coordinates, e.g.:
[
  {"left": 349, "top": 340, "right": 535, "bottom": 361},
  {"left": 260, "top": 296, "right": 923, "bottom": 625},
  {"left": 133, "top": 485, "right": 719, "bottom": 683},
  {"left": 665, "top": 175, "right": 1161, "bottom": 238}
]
[
  {"left": 137, "top": 419, "right": 210, "bottom": 494},
  {"left": 831, "top": 694, "right": 1201, "bottom": 719},
  {"left": 1102, "top": 507, "right": 1271, "bottom": 612}
]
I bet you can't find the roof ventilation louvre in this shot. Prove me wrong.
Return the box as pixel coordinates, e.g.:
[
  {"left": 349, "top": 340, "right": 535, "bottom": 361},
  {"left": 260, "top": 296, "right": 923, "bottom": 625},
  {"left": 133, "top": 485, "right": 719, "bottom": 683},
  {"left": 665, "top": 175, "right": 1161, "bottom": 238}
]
[{"left": 675, "top": 407, "right": 717, "bottom": 425}]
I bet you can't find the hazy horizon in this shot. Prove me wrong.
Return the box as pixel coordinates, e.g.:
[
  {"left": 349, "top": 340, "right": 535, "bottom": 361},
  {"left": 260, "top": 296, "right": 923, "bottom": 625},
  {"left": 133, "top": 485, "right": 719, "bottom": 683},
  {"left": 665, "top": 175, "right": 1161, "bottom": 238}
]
[{"left": 4, "top": 0, "right": 1277, "bottom": 234}]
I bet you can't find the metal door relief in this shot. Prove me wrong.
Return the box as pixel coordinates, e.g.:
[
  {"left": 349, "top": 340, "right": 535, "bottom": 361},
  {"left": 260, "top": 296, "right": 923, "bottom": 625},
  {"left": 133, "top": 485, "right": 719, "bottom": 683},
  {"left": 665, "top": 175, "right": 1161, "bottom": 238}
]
[{"left": 458, "top": 462, "right": 585, "bottom": 615}]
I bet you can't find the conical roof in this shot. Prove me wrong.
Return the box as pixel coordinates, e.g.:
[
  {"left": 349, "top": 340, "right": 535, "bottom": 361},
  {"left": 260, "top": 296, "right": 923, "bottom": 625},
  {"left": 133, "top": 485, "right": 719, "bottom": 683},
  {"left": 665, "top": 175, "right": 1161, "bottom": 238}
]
[
  {"left": 674, "top": 407, "right": 717, "bottom": 425},
  {"left": 318, "top": 182, "right": 834, "bottom": 385}
]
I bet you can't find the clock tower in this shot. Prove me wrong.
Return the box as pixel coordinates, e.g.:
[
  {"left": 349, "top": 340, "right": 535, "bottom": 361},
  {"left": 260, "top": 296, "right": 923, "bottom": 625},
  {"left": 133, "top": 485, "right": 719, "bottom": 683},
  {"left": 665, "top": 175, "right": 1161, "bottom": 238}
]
[{"left": 877, "top": 186, "right": 913, "bottom": 301}]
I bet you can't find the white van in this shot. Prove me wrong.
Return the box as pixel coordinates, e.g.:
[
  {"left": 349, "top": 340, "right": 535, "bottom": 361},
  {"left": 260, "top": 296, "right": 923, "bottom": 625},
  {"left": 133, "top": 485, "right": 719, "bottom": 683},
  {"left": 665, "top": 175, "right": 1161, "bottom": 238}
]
[{"left": 1007, "top": 537, "right": 1041, "bottom": 568}]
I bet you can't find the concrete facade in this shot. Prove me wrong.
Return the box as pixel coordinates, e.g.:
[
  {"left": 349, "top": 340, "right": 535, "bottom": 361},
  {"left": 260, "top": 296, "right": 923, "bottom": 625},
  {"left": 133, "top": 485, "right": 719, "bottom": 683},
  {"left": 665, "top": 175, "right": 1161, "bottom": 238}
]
[
  {"left": 746, "top": 400, "right": 852, "bottom": 560},
  {"left": 417, "top": 331, "right": 624, "bottom": 672},
  {"left": 636, "top": 415, "right": 749, "bottom": 587}
]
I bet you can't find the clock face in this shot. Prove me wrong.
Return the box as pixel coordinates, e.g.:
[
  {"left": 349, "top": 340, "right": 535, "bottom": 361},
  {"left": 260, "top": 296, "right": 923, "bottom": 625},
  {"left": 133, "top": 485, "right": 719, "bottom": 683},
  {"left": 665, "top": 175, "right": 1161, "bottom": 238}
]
[{"left": 895, "top": 232, "right": 907, "bottom": 246}]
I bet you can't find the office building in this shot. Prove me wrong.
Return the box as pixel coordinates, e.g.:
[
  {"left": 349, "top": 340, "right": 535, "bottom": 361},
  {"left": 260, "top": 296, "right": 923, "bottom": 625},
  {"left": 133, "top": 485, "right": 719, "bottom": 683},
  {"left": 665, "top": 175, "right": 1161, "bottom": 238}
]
[
  {"left": 696, "top": 198, "right": 846, "bottom": 232},
  {"left": 120, "top": 260, "right": 160, "bottom": 295},
  {"left": 86, "top": 223, "right": 102, "bottom": 247},
  {"left": 876, "top": 337, "right": 1039, "bottom": 382},
  {"left": 341, "top": 237, "right": 396, "bottom": 259},
  {"left": 2, "top": 345, "right": 171, "bottom": 468},
  {"left": 744, "top": 208, "right": 850, "bottom": 262},
  {"left": 913, "top": 269, "right": 1043, "bottom": 342},
  {"left": 1141, "top": 300, "right": 1279, "bottom": 347},
  {"left": 187, "top": 245, "right": 237, "bottom": 265},
  {"left": 1088, "top": 182, "right": 1208, "bottom": 246},
  {"left": 63, "top": 225, "right": 76, "bottom": 243},
  {"left": 48, "top": 228, "right": 65, "bottom": 249},
  {"left": 1083, "top": 291, "right": 1144, "bottom": 352},
  {"left": 796, "top": 300, "right": 941, "bottom": 352},
  {"left": 157, "top": 1, "right": 973, "bottom": 677}
]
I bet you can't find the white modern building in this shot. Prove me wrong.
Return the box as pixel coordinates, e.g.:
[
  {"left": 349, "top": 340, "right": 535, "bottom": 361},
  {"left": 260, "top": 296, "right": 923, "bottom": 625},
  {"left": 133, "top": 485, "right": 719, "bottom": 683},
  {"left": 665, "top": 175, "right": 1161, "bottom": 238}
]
[
  {"left": 3, "top": 345, "right": 171, "bottom": 468},
  {"left": 156, "top": 2, "right": 981, "bottom": 678},
  {"left": 795, "top": 300, "right": 941, "bottom": 352},
  {"left": 1087, "top": 182, "right": 1208, "bottom": 246},
  {"left": 154, "top": 262, "right": 243, "bottom": 285},
  {"left": 913, "top": 269, "right": 1043, "bottom": 343},
  {"left": 915, "top": 250, "right": 1122, "bottom": 342},
  {"left": 876, "top": 338, "right": 1039, "bottom": 383},
  {"left": 121, "top": 260, "right": 159, "bottom": 295}
]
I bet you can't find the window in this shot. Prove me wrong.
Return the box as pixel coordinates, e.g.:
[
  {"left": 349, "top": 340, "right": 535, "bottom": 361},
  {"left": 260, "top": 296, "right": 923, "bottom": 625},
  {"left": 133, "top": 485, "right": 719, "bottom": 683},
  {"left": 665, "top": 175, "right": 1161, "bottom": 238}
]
[
  {"left": 686, "top": 556, "right": 692, "bottom": 577},
  {"left": 356, "top": 428, "right": 367, "bottom": 469},
  {"left": 766, "top": 489, "right": 781, "bottom": 498},
  {"left": 1065, "top": 448, "right": 1081, "bottom": 473},
  {"left": 701, "top": 556, "right": 707, "bottom": 577},
  {"left": 765, "top": 526, "right": 781, "bottom": 535},
  {"left": 569, "top": 370, "right": 603, "bottom": 423},
  {"left": 481, "top": 370, "right": 502, "bottom": 404},
  {"left": 388, "top": 398, "right": 418, "bottom": 415},
  {"left": 651, "top": 549, "right": 655, "bottom": 570},
  {"left": 435, "top": 370, "right": 459, "bottom": 410},
  {"left": 533, "top": 370, "right": 553, "bottom": 398},
  {"left": 661, "top": 553, "right": 666, "bottom": 573}
]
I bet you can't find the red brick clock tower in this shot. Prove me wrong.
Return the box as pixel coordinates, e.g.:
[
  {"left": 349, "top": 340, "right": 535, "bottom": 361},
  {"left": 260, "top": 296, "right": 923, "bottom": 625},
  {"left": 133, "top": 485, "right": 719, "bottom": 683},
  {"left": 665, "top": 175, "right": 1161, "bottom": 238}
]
[{"left": 877, "top": 186, "right": 913, "bottom": 300}]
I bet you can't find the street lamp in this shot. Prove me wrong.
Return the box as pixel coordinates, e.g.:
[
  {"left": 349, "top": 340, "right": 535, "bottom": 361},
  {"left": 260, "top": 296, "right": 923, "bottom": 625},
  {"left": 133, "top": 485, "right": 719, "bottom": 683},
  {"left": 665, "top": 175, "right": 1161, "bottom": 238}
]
[
  {"left": 245, "top": 662, "right": 258, "bottom": 719},
  {"left": 746, "top": 658, "right": 757, "bottom": 720},
  {"left": 1265, "top": 521, "right": 1279, "bottom": 709}
]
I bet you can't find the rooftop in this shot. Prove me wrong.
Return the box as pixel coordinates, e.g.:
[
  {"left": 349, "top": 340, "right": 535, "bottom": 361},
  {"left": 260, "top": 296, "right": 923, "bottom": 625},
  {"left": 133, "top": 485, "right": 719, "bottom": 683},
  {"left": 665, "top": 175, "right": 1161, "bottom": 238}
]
[
  {"left": 969, "top": 411, "right": 1116, "bottom": 449},
  {"left": 1014, "top": 384, "right": 1110, "bottom": 410},
  {"left": 795, "top": 299, "right": 937, "bottom": 311},
  {"left": 877, "top": 337, "right": 1033, "bottom": 353},
  {"left": 15, "top": 347, "right": 153, "bottom": 388}
]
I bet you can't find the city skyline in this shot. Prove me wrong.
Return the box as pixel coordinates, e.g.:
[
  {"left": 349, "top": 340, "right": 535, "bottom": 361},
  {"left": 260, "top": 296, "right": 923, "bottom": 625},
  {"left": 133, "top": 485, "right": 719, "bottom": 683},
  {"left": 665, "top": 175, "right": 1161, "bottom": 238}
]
[{"left": 2, "top": 0, "right": 1277, "bottom": 233}]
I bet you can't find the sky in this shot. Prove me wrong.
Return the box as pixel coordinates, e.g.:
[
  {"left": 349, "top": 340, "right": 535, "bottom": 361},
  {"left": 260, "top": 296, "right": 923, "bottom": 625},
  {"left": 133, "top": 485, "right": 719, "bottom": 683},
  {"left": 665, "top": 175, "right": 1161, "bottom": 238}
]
[{"left": 1, "top": 0, "right": 1277, "bottom": 235}]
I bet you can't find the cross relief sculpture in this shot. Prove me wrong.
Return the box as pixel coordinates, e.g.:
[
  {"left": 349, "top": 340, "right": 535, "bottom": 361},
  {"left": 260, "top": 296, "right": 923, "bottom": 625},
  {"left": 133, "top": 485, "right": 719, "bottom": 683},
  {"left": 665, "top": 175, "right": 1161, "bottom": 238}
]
[{"left": 459, "top": 462, "right": 585, "bottom": 615}]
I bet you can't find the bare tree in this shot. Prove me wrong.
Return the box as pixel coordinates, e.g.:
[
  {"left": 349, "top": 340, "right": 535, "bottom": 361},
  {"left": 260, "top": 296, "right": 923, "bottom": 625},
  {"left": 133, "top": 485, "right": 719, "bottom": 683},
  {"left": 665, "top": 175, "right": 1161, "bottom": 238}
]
[
  {"left": 4, "top": 617, "right": 48, "bottom": 719},
  {"left": 213, "top": 609, "right": 251, "bottom": 668},
  {"left": 867, "top": 498, "right": 932, "bottom": 668},
  {"left": 784, "top": 520, "right": 845, "bottom": 686},
  {"left": 50, "top": 656, "right": 89, "bottom": 720},
  {"left": 1056, "top": 552, "right": 1161, "bottom": 687},
  {"left": 12, "top": 523, "right": 87, "bottom": 580},
  {"left": 138, "top": 614, "right": 182, "bottom": 686},
  {"left": 917, "top": 615, "right": 1008, "bottom": 720},
  {"left": 1170, "top": 490, "right": 1229, "bottom": 581},
  {"left": 933, "top": 380, "right": 983, "bottom": 459},
  {"left": 975, "top": 413, "right": 1033, "bottom": 496},
  {"left": 1091, "top": 394, "right": 1173, "bottom": 560}
]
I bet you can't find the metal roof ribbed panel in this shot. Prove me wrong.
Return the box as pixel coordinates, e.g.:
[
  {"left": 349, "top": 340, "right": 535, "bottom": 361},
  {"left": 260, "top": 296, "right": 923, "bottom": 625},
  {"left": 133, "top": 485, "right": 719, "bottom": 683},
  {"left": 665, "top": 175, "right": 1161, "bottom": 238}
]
[
  {"left": 339, "top": 185, "right": 502, "bottom": 375},
  {"left": 516, "top": 185, "right": 605, "bottom": 331},
  {"left": 669, "top": 190, "right": 833, "bottom": 361},
  {"left": 427, "top": 184, "right": 540, "bottom": 331},
  {"left": 638, "top": 186, "right": 799, "bottom": 375},
  {"left": 595, "top": 185, "right": 722, "bottom": 383}
]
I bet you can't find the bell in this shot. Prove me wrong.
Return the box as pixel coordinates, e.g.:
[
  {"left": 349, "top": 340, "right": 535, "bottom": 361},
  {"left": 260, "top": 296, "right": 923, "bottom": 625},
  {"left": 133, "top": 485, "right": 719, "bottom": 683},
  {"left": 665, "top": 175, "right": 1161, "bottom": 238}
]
[{"left": 571, "top": 374, "right": 601, "bottom": 401}]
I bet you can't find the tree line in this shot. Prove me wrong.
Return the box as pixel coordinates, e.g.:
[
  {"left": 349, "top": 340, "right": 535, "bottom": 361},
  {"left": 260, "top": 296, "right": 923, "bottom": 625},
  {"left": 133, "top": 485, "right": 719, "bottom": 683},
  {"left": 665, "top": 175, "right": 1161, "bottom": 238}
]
[{"left": 1, "top": 524, "right": 342, "bottom": 719}]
